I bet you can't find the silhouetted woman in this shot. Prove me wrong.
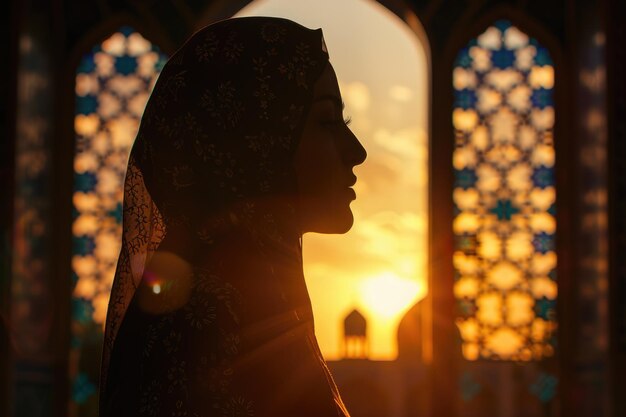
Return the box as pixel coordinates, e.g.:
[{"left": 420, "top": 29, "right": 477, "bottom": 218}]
[{"left": 100, "top": 16, "right": 366, "bottom": 417}]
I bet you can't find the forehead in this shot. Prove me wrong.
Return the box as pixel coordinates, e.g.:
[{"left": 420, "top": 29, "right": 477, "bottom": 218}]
[{"left": 313, "top": 63, "right": 341, "bottom": 98}]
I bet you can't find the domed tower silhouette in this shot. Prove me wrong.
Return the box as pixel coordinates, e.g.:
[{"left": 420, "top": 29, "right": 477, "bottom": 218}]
[
  {"left": 397, "top": 298, "right": 425, "bottom": 363},
  {"left": 343, "top": 308, "right": 368, "bottom": 359}
]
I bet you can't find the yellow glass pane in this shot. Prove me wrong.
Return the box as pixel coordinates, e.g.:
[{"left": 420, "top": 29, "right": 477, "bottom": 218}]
[
  {"left": 529, "top": 65, "right": 554, "bottom": 88},
  {"left": 485, "top": 144, "right": 522, "bottom": 168},
  {"left": 505, "top": 231, "right": 534, "bottom": 261},
  {"left": 530, "top": 252, "right": 557, "bottom": 276},
  {"left": 453, "top": 188, "right": 480, "bottom": 210},
  {"left": 471, "top": 125, "right": 489, "bottom": 150},
  {"left": 476, "top": 163, "right": 501, "bottom": 191},
  {"left": 454, "top": 277, "right": 480, "bottom": 298},
  {"left": 94, "top": 52, "right": 115, "bottom": 76},
  {"left": 74, "top": 151, "right": 99, "bottom": 173},
  {"left": 72, "top": 255, "right": 97, "bottom": 277},
  {"left": 485, "top": 68, "right": 522, "bottom": 92},
  {"left": 462, "top": 342, "right": 480, "bottom": 360},
  {"left": 486, "top": 261, "right": 522, "bottom": 290},
  {"left": 453, "top": 108, "right": 479, "bottom": 131},
  {"left": 531, "top": 144, "right": 555, "bottom": 167},
  {"left": 457, "top": 318, "right": 480, "bottom": 342},
  {"left": 506, "top": 164, "right": 532, "bottom": 191},
  {"left": 490, "top": 107, "right": 518, "bottom": 143},
  {"left": 476, "top": 86, "right": 501, "bottom": 113},
  {"left": 75, "top": 114, "right": 100, "bottom": 136},
  {"left": 531, "top": 107, "right": 555, "bottom": 130},
  {"left": 97, "top": 92, "right": 121, "bottom": 118},
  {"left": 453, "top": 67, "right": 478, "bottom": 89},
  {"left": 108, "top": 114, "right": 139, "bottom": 148},
  {"left": 530, "top": 187, "right": 555, "bottom": 210},
  {"left": 453, "top": 147, "right": 477, "bottom": 169},
  {"left": 101, "top": 32, "right": 126, "bottom": 56},
  {"left": 128, "top": 91, "right": 151, "bottom": 117},
  {"left": 506, "top": 292, "right": 534, "bottom": 326},
  {"left": 518, "top": 125, "right": 537, "bottom": 150},
  {"left": 477, "top": 231, "right": 501, "bottom": 260},
  {"left": 73, "top": 192, "right": 99, "bottom": 211},
  {"left": 453, "top": 212, "right": 480, "bottom": 234},
  {"left": 72, "top": 214, "right": 99, "bottom": 235},
  {"left": 531, "top": 277, "right": 558, "bottom": 299},
  {"left": 74, "top": 276, "right": 97, "bottom": 299},
  {"left": 453, "top": 251, "right": 480, "bottom": 275},
  {"left": 530, "top": 212, "right": 556, "bottom": 233},
  {"left": 504, "top": 26, "right": 529, "bottom": 49},
  {"left": 476, "top": 293, "right": 502, "bottom": 326},
  {"left": 470, "top": 46, "right": 491, "bottom": 72},
  {"left": 515, "top": 46, "right": 536, "bottom": 71},
  {"left": 76, "top": 73, "right": 99, "bottom": 96},
  {"left": 128, "top": 32, "right": 152, "bottom": 56},
  {"left": 507, "top": 85, "right": 531, "bottom": 112},
  {"left": 486, "top": 327, "right": 524, "bottom": 358},
  {"left": 95, "top": 232, "right": 122, "bottom": 263},
  {"left": 477, "top": 27, "right": 501, "bottom": 49}
]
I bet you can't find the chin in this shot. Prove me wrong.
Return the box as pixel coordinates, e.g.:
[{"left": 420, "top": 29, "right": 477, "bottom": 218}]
[{"left": 311, "top": 208, "right": 354, "bottom": 234}]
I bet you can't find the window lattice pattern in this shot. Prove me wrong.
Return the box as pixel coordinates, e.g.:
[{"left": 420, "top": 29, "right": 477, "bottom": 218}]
[
  {"left": 452, "top": 20, "right": 557, "bottom": 361},
  {"left": 71, "top": 27, "right": 167, "bottom": 406}
]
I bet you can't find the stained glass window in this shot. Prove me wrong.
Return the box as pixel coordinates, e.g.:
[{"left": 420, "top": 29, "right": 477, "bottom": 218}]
[
  {"left": 452, "top": 20, "right": 556, "bottom": 361},
  {"left": 71, "top": 27, "right": 167, "bottom": 411}
]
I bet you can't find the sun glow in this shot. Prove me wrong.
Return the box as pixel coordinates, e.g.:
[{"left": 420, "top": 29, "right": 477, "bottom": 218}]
[{"left": 360, "top": 273, "right": 423, "bottom": 318}]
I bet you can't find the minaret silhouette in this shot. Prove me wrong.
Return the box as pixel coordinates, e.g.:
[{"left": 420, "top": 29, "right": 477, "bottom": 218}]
[{"left": 343, "top": 308, "right": 368, "bottom": 359}]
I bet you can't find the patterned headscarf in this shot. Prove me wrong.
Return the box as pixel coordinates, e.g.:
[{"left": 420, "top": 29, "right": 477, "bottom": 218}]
[{"left": 100, "top": 16, "right": 347, "bottom": 417}]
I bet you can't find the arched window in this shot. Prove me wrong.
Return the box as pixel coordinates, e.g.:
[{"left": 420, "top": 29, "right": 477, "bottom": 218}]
[
  {"left": 235, "top": 0, "right": 430, "bottom": 361},
  {"left": 452, "top": 20, "right": 557, "bottom": 362},
  {"left": 70, "top": 27, "right": 167, "bottom": 411}
]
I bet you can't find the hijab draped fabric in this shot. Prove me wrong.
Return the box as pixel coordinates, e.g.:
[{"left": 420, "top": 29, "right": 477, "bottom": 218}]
[{"left": 100, "top": 17, "right": 349, "bottom": 417}]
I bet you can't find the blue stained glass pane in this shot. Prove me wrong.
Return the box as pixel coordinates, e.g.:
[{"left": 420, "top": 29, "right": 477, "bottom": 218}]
[
  {"left": 456, "top": 234, "right": 477, "bottom": 254},
  {"left": 531, "top": 88, "right": 552, "bottom": 109},
  {"left": 494, "top": 20, "right": 512, "bottom": 32},
  {"left": 530, "top": 372, "right": 558, "bottom": 403},
  {"left": 455, "top": 89, "right": 477, "bottom": 110},
  {"left": 77, "top": 56, "right": 96, "bottom": 74},
  {"left": 74, "top": 172, "right": 98, "bottom": 192},
  {"left": 108, "top": 202, "right": 123, "bottom": 224},
  {"left": 119, "top": 26, "right": 134, "bottom": 36},
  {"left": 533, "top": 232, "right": 554, "bottom": 253},
  {"left": 535, "top": 298, "right": 556, "bottom": 321},
  {"left": 455, "top": 48, "right": 472, "bottom": 69},
  {"left": 115, "top": 55, "right": 138, "bottom": 75},
  {"left": 548, "top": 269, "right": 557, "bottom": 281},
  {"left": 72, "top": 373, "right": 97, "bottom": 404},
  {"left": 73, "top": 235, "right": 96, "bottom": 256},
  {"left": 490, "top": 199, "right": 519, "bottom": 220},
  {"left": 458, "top": 299, "right": 477, "bottom": 317},
  {"left": 532, "top": 166, "right": 554, "bottom": 188},
  {"left": 492, "top": 49, "right": 516, "bottom": 69},
  {"left": 71, "top": 271, "right": 79, "bottom": 287},
  {"left": 455, "top": 168, "right": 478, "bottom": 189},
  {"left": 460, "top": 371, "right": 482, "bottom": 401},
  {"left": 535, "top": 46, "right": 553, "bottom": 66},
  {"left": 72, "top": 298, "right": 95, "bottom": 325},
  {"left": 76, "top": 95, "right": 98, "bottom": 115},
  {"left": 548, "top": 203, "right": 556, "bottom": 216}
]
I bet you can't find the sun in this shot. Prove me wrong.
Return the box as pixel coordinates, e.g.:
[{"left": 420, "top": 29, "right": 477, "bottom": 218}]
[{"left": 359, "top": 272, "right": 423, "bottom": 319}]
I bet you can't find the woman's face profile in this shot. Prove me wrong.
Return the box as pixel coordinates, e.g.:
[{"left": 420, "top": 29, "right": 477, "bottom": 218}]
[{"left": 294, "top": 63, "right": 367, "bottom": 234}]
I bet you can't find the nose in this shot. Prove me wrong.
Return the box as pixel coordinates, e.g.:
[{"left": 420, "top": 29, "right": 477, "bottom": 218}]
[{"left": 343, "top": 127, "right": 367, "bottom": 166}]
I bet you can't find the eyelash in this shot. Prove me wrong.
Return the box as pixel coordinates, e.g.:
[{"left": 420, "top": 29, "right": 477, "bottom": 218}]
[{"left": 322, "top": 116, "right": 352, "bottom": 127}]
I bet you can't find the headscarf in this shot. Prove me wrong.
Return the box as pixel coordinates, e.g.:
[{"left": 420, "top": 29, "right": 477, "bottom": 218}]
[{"left": 100, "top": 16, "right": 348, "bottom": 417}]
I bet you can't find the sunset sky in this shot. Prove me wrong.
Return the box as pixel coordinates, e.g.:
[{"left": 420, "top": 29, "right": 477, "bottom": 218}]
[{"left": 237, "top": 0, "right": 429, "bottom": 360}]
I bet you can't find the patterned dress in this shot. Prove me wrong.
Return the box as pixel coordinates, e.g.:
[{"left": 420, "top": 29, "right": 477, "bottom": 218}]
[{"left": 99, "top": 17, "right": 350, "bottom": 417}]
